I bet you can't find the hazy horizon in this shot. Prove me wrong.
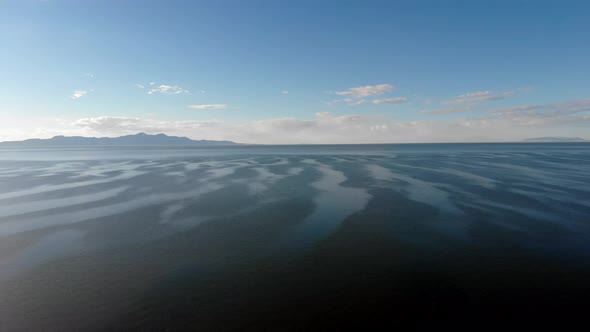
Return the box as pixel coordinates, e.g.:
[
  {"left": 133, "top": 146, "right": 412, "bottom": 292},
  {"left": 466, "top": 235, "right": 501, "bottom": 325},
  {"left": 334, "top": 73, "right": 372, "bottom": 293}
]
[
  {"left": 2, "top": 0, "right": 589, "bottom": 144},
  {"left": 1, "top": 131, "right": 588, "bottom": 145}
]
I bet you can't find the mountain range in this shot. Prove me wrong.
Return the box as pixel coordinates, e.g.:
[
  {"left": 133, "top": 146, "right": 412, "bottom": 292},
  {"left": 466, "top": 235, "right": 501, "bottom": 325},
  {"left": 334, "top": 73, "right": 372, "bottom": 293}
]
[
  {"left": 523, "top": 137, "right": 587, "bottom": 143},
  {"left": 2, "top": 133, "right": 587, "bottom": 146},
  {"left": 0, "top": 133, "right": 238, "bottom": 146}
]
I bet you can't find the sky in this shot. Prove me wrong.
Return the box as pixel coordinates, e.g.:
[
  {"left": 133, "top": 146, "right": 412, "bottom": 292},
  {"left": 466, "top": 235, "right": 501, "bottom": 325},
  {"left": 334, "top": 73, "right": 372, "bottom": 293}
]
[{"left": 1, "top": 0, "right": 589, "bottom": 144}]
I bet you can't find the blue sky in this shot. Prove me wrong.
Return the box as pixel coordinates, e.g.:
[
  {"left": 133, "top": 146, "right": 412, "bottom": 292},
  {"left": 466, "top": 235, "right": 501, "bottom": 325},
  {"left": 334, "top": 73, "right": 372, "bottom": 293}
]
[{"left": 1, "top": 0, "right": 589, "bottom": 143}]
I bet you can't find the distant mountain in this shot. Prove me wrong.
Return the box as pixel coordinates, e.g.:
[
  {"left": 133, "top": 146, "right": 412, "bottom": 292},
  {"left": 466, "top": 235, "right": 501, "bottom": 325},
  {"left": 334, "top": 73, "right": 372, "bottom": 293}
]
[
  {"left": 0, "top": 133, "right": 239, "bottom": 146},
  {"left": 523, "top": 137, "right": 587, "bottom": 143}
]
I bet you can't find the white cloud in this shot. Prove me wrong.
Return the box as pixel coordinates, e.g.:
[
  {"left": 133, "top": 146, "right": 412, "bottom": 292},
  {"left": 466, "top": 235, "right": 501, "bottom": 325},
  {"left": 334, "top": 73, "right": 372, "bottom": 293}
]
[
  {"left": 335, "top": 84, "right": 395, "bottom": 98},
  {"left": 74, "top": 117, "right": 150, "bottom": 132},
  {"left": 70, "top": 99, "right": 590, "bottom": 144},
  {"left": 67, "top": 110, "right": 588, "bottom": 144},
  {"left": 71, "top": 90, "right": 88, "bottom": 99},
  {"left": 4, "top": 99, "right": 588, "bottom": 144},
  {"left": 187, "top": 104, "right": 228, "bottom": 110},
  {"left": 373, "top": 97, "right": 408, "bottom": 105},
  {"left": 73, "top": 114, "right": 398, "bottom": 143},
  {"left": 281, "top": 90, "right": 289, "bottom": 94},
  {"left": 82, "top": 73, "right": 95, "bottom": 78},
  {"left": 148, "top": 85, "right": 190, "bottom": 95},
  {"left": 135, "top": 84, "right": 145, "bottom": 89},
  {"left": 330, "top": 84, "right": 405, "bottom": 107},
  {"left": 442, "top": 90, "right": 514, "bottom": 105}
]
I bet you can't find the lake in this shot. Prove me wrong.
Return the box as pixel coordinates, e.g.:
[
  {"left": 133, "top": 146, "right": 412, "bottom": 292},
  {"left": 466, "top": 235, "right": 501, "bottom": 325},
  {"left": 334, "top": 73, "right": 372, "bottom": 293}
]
[{"left": 1, "top": 143, "right": 589, "bottom": 330}]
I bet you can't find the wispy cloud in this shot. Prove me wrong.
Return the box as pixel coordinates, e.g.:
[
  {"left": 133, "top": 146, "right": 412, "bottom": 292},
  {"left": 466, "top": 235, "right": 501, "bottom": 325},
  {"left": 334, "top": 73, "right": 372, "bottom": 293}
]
[
  {"left": 442, "top": 90, "right": 514, "bottom": 105},
  {"left": 281, "top": 90, "right": 289, "bottom": 95},
  {"left": 12, "top": 98, "right": 589, "bottom": 144},
  {"left": 69, "top": 105, "right": 589, "bottom": 144},
  {"left": 135, "top": 84, "right": 145, "bottom": 89},
  {"left": 71, "top": 90, "right": 88, "bottom": 99},
  {"left": 148, "top": 85, "right": 190, "bottom": 95},
  {"left": 188, "top": 104, "right": 228, "bottom": 110},
  {"left": 492, "top": 99, "right": 590, "bottom": 118},
  {"left": 373, "top": 97, "right": 408, "bottom": 105},
  {"left": 335, "top": 84, "right": 395, "bottom": 98},
  {"left": 349, "top": 99, "right": 368, "bottom": 106},
  {"left": 421, "top": 105, "right": 477, "bottom": 115},
  {"left": 329, "top": 83, "right": 406, "bottom": 106}
]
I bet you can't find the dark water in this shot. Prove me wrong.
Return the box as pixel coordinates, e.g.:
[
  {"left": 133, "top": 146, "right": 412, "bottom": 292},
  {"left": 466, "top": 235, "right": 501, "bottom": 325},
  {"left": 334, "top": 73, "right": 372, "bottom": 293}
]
[{"left": 0, "top": 144, "right": 589, "bottom": 330}]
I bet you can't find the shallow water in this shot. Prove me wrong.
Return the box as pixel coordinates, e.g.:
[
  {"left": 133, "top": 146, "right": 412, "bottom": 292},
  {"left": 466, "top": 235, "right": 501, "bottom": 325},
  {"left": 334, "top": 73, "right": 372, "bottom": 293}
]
[{"left": 0, "top": 143, "right": 589, "bottom": 330}]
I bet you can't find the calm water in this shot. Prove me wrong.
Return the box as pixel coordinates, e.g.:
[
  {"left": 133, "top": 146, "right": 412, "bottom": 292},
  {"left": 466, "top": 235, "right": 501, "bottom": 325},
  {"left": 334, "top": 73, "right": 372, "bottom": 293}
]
[{"left": 0, "top": 144, "right": 589, "bottom": 330}]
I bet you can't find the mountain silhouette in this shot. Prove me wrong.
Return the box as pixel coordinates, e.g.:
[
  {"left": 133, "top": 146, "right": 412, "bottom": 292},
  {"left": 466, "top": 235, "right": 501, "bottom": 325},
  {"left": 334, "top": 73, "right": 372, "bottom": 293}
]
[
  {"left": 0, "top": 133, "right": 238, "bottom": 146},
  {"left": 523, "top": 137, "right": 587, "bottom": 142}
]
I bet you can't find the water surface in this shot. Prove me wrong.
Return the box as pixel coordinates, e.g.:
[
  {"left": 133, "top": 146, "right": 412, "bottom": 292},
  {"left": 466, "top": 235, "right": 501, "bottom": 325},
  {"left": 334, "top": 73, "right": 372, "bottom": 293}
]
[{"left": 1, "top": 143, "right": 589, "bottom": 330}]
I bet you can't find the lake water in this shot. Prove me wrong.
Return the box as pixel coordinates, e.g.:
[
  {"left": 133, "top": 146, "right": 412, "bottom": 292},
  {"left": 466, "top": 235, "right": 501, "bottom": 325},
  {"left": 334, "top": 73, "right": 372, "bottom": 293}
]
[{"left": 1, "top": 144, "right": 589, "bottom": 330}]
